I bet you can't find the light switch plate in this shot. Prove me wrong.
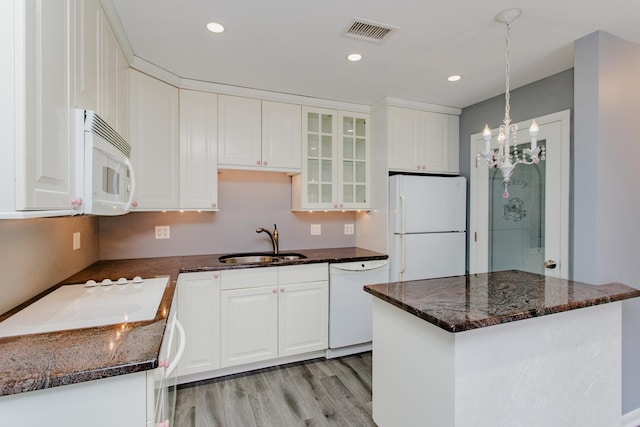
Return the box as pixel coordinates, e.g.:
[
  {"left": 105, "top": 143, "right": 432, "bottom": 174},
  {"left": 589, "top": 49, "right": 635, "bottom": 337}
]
[
  {"left": 310, "top": 224, "right": 321, "bottom": 236},
  {"left": 155, "top": 225, "right": 171, "bottom": 239},
  {"left": 344, "top": 224, "right": 354, "bottom": 235}
]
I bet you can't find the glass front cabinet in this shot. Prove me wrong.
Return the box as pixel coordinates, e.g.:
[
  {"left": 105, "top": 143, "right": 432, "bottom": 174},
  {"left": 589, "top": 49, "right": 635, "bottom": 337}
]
[{"left": 292, "top": 107, "right": 370, "bottom": 211}]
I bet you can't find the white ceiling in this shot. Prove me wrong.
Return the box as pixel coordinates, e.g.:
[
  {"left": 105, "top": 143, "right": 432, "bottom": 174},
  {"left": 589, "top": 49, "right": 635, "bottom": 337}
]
[{"left": 109, "top": 0, "right": 640, "bottom": 109}]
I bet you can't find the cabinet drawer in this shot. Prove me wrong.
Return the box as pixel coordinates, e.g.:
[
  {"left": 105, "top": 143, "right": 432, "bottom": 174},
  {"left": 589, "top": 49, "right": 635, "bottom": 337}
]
[
  {"left": 278, "top": 263, "right": 328, "bottom": 285},
  {"left": 220, "top": 267, "right": 278, "bottom": 290}
]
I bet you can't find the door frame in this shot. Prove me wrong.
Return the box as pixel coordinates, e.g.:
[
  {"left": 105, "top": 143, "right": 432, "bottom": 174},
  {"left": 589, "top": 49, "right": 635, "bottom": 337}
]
[{"left": 469, "top": 110, "right": 570, "bottom": 278}]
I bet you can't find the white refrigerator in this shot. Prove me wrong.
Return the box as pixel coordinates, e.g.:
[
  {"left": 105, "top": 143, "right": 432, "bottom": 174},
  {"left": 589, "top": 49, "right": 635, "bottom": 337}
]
[{"left": 389, "top": 175, "right": 467, "bottom": 282}]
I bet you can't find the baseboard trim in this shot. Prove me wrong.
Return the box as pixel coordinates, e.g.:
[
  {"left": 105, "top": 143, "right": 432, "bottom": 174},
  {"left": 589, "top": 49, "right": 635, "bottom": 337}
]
[{"left": 622, "top": 407, "right": 640, "bottom": 427}]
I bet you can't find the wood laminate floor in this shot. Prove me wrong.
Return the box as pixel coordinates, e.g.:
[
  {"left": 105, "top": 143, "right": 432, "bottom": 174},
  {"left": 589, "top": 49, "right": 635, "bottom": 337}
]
[{"left": 174, "top": 352, "right": 377, "bottom": 427}]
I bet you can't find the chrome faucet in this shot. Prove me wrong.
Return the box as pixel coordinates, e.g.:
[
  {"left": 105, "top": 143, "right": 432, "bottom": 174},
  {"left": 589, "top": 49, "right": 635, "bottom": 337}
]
[{"left": 256, "top": 224, "right": 279, "bottom": 254}]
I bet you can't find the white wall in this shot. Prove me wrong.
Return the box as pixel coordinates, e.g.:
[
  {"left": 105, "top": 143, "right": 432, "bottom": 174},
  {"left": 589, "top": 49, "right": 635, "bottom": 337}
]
[
  {"left": 98, "top": 170, "right": 357, "bottom": 259},
  {"left": 574, "top": 31, "right": 640, "bottom": 414},
  {"left": 0, "top": 216, "right": 99, "bottom": 314}
]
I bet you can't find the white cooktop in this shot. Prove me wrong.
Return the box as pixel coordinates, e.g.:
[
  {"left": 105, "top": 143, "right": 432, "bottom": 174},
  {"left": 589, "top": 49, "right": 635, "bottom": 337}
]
[{"left": 0, "top": 277, "right": 169, "bottom": 338}]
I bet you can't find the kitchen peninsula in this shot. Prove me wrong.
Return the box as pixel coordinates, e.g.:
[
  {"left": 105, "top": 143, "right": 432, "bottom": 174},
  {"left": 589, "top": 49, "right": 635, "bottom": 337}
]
[{"left": 364, "top": 270, "right": 640, "bottom": 427}]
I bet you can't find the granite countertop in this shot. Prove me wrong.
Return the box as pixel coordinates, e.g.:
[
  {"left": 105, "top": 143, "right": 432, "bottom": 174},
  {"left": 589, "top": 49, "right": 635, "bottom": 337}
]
[
  {"left": 0, "top": 247, "right": 386, "bottom": 397},
  {"left": 364, "top": 269, "right": 640, "bottom": 333}
]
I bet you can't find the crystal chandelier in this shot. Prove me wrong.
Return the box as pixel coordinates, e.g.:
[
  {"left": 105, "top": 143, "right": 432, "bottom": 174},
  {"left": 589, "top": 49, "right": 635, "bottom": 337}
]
[{"left": 477, "top": 8, "right": 545, "bottom": 198}]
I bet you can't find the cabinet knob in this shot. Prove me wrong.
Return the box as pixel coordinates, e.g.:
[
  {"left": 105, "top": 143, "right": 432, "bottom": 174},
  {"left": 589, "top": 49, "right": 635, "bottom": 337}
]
[
  {"left": 333, "top": 203, "right": 338, "bottom": 208},
  {"left": 272, "top": 288, "right": 277, "bottom": 294},
  {"left": 256, "top": 160, "right": 261, "bottom": 165},
  {"left": 213, "top": 273, "right": 219, "bottom": 279},
  {"left": 280, "top": 288, "right": 285, "bottom": 293},
  {"left": 421, "top": 165, "right": 426, "bottom": 170},
  {"left": 339, "top": 203, "right": 344, "bottom": 208},
  {"left": 263, "top": 160, "right": 268, "bottom": 166},
  {"left": 211, "top": 202, "right": 217, "bottom": 208},
  {"left": 131, "top": 201, "right": 138, "bottom": 208},
  {"left": 71, "top": 197, "right": 83, "bottom": 206}
]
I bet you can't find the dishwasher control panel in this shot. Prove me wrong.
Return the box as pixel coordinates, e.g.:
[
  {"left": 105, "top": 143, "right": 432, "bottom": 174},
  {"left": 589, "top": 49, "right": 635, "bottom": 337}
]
[{"left": 329, "top": 259, "right": 389, "bottom": 272}]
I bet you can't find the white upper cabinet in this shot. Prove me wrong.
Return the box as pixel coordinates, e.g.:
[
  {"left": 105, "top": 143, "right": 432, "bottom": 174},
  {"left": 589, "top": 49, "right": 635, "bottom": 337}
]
[
  {"left": 73, "top": 0, "right": 100, "bottom": 113},
  {"left": 0, "top": 0, "right": 75, "bottom": 216},
  {"left": 73, "top": 0, "right": 128, "bottom": 138},
  {"left": 218, "top": 95, "right": 301, "bottom": 172},
  {"left": 179, "top": 89, "right": 219, "bottom": 210},
  {"left": 218, "top": 95, "right": 262, "bottom": 168},
  {"left": 261, "top": 100, "right": 301, "bottom": 170},
  {"left": 292, "top": 107, "right": 370, "bottom": 211},
  {"left": 338, "top": 111, "right": 370, "bottom": 210},
  {"left": 129, "top": 69, "right": 179, "bottom": 210},
  {"left": 388, "top": 106, "right": 459, "bottom": 174},
  {"left": 100, "top": 16, "right": 128, "bottom": 139}
]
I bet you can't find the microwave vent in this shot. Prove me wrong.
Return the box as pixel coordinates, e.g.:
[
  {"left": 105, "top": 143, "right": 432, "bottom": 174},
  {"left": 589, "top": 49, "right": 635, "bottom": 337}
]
[{"left": 84, "top": 111, "right": 131, "bottom": 158}]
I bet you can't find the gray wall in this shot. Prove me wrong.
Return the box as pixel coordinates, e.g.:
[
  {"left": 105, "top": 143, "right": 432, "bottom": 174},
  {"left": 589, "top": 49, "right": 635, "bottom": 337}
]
[
  {"left": 574, "top": 31, "right": 640, "bottom": 414},
  {"left": 0, "top": 216, "right": 98, "bottom": 314},
  {"left": 99, "top": 170, "right": 357, "bottom": 259}
]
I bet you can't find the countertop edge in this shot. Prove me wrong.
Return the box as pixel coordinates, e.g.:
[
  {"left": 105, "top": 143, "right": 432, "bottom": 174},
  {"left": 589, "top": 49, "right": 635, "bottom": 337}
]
[{"left": 365, "top": 276, "right": 640, "bottom": 333}]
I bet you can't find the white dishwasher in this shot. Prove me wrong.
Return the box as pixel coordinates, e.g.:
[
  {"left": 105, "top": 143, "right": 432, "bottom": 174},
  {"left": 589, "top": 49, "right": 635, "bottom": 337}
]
[{"left": 327, "top": 259, "right": 389, "bottom": 358}]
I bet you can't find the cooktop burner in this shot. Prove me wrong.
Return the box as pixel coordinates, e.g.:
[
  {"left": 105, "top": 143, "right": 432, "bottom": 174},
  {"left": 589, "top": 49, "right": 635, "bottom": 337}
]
[{"left": 0, "top": 277, "right": 169, "bottom": 338}]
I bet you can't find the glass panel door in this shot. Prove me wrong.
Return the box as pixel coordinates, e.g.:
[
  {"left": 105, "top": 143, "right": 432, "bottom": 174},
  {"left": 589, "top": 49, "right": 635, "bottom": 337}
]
[
  {"left": 338, "top": 112, "right": 369, "bottom": 208},
  {"left": 488, "top": 141, "right": 546, "bottom": 274},
  {"left": 305, "top": 111, "right": 335, "bottom": 205}
]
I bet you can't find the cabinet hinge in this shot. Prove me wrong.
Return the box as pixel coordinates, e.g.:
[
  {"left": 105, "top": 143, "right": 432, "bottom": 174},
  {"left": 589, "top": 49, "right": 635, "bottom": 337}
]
[{"left": 474, "top": 232, "right": 477, "bottom": 242}]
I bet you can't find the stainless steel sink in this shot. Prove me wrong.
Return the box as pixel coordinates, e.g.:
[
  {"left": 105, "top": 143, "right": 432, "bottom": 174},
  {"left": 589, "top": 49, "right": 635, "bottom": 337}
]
[{"left": 218, "top": 252, "right": 307, "bottom": 265}]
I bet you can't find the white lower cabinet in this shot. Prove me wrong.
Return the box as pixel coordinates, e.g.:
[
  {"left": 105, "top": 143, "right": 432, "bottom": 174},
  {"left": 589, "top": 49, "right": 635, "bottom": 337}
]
[
  {"left": 220, "top": 264, "right": 328, "bottom": 368},
  {"left": 176, "top": 272, "right": 221, "bottom": 376},
  {"left": 278, "top": 280, "right": 329, "bottom": 357},
  {"left": 221, "top": 285, "right": 279, "bottom": 367}
]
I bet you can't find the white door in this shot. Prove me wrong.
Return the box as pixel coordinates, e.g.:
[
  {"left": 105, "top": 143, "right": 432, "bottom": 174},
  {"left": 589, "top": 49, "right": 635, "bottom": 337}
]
[
  {"left": 278, "top": 281, "right": 328, "bottom": 357},
  {"left": 469, "top": 110, "right": 570, "bottom": 278},
  {"left": 220, "top": 286, "right": 278, "bottom": 367},
  {"left": 391, "top": 233, "right": 466, "bottom": 282},
  {"left": 390, "top": 175, "right": 466, "bottom": 233},
  {"left": 176, "top": 272, "right": 221, "bottom": 377}
]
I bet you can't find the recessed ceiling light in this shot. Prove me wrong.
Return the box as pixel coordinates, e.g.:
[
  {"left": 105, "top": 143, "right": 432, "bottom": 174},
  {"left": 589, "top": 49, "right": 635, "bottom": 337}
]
[
  {"left": 347, "top": 53, "right": 363, "bottom": 62},
  {"left": 447, "top": 75, "right": 462, "bottom": 82},
  {"left": 206, "top": 22, "right": 225, "bottom": 33}
]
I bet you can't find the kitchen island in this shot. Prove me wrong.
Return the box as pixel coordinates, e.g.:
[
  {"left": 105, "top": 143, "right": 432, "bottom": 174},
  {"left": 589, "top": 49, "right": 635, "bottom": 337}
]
[{"left": 364, "top": 270, "right": 640, "bottom": 427}]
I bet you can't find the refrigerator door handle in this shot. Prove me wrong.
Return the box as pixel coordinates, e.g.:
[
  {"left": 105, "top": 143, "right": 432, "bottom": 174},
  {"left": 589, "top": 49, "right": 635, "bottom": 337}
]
[
  {"left": 400, "top": 234, "right": 406, "bottom": 281},
  {"left": 399, "top": 194, "right": 406, "bottom": 234}
]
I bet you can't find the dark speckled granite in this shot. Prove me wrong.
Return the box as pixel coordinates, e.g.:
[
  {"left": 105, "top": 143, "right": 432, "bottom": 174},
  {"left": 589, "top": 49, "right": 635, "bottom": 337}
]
[
  {"left": 364, "top": 270, "right": 640, "bottom": 333},
  {"left": 0, "top": 247, "right": 386, "bottom": 397}
]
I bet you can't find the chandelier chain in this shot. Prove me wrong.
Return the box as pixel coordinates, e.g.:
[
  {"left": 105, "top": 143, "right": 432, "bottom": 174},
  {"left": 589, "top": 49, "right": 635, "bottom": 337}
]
[{"left": 504, "top": 22, "right": 511, "bottom": 124}]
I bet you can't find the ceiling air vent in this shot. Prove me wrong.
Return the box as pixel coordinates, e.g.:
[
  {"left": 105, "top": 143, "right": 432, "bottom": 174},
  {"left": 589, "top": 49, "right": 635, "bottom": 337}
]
[{"left": 344, "top": 18, "right": 398, "bottom": 43}]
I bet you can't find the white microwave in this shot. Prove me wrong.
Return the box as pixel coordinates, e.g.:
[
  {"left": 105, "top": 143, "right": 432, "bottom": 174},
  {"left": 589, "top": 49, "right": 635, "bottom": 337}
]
[{"left": 74, "top": 110, "right": 135, "bottom": 216}]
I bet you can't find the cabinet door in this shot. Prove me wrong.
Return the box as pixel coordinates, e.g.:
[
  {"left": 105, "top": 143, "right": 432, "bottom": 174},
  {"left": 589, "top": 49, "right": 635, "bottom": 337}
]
[
  {"left": 129, "top": 69, "right": 179, "bottom": 209},
  {"left": 278, "top": 281, "right": 328, "bottom": 357},
  {"left": 100, "top": 16, "right": 119, "bottom": 131},
  {"left": 299, "top": 106, "right": 337, "bottom": 209},
  {"left": 261, "top": 101, "right": 301, "bottom": 171},
  {"left": 387, "top": 107, "right": 422, "bottom": 172},
  {"left": 338, "top": 112, "right": 370, "bottom": 209},
  {"left": 17, "top": 0, "right": 74, "bottom": 210},
  {"left": 177, "top": 272, "right": 221, "bottom": 377},
  {"left": 421, "top": 111, "right": 451, "bottom": 173},
  {"left": 73, "top": 0, "right": 100, "bottom": 112},
  {"left": 179, "top": 90, "right": 218, "bottom": 210},
  {"left": 221, "top": 286, "right": 278, "bottom": 367},
  {"left": 218, "top": 95, "right": 262, "bottom": 168}
]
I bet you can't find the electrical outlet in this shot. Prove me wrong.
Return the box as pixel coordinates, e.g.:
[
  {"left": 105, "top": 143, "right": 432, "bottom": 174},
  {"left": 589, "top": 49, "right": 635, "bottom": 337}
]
[
  {"left": 344, "top": 224, "right": 354, "bottom": 235},
  {"left": 73, "top": 232, "right": 81, "bottom": 250},
  {"left": 155, "top": 225, "right": 171, "bottom": 239},
  {"left": 310, "top": 224, "right": 321, "bottom": 236}
]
